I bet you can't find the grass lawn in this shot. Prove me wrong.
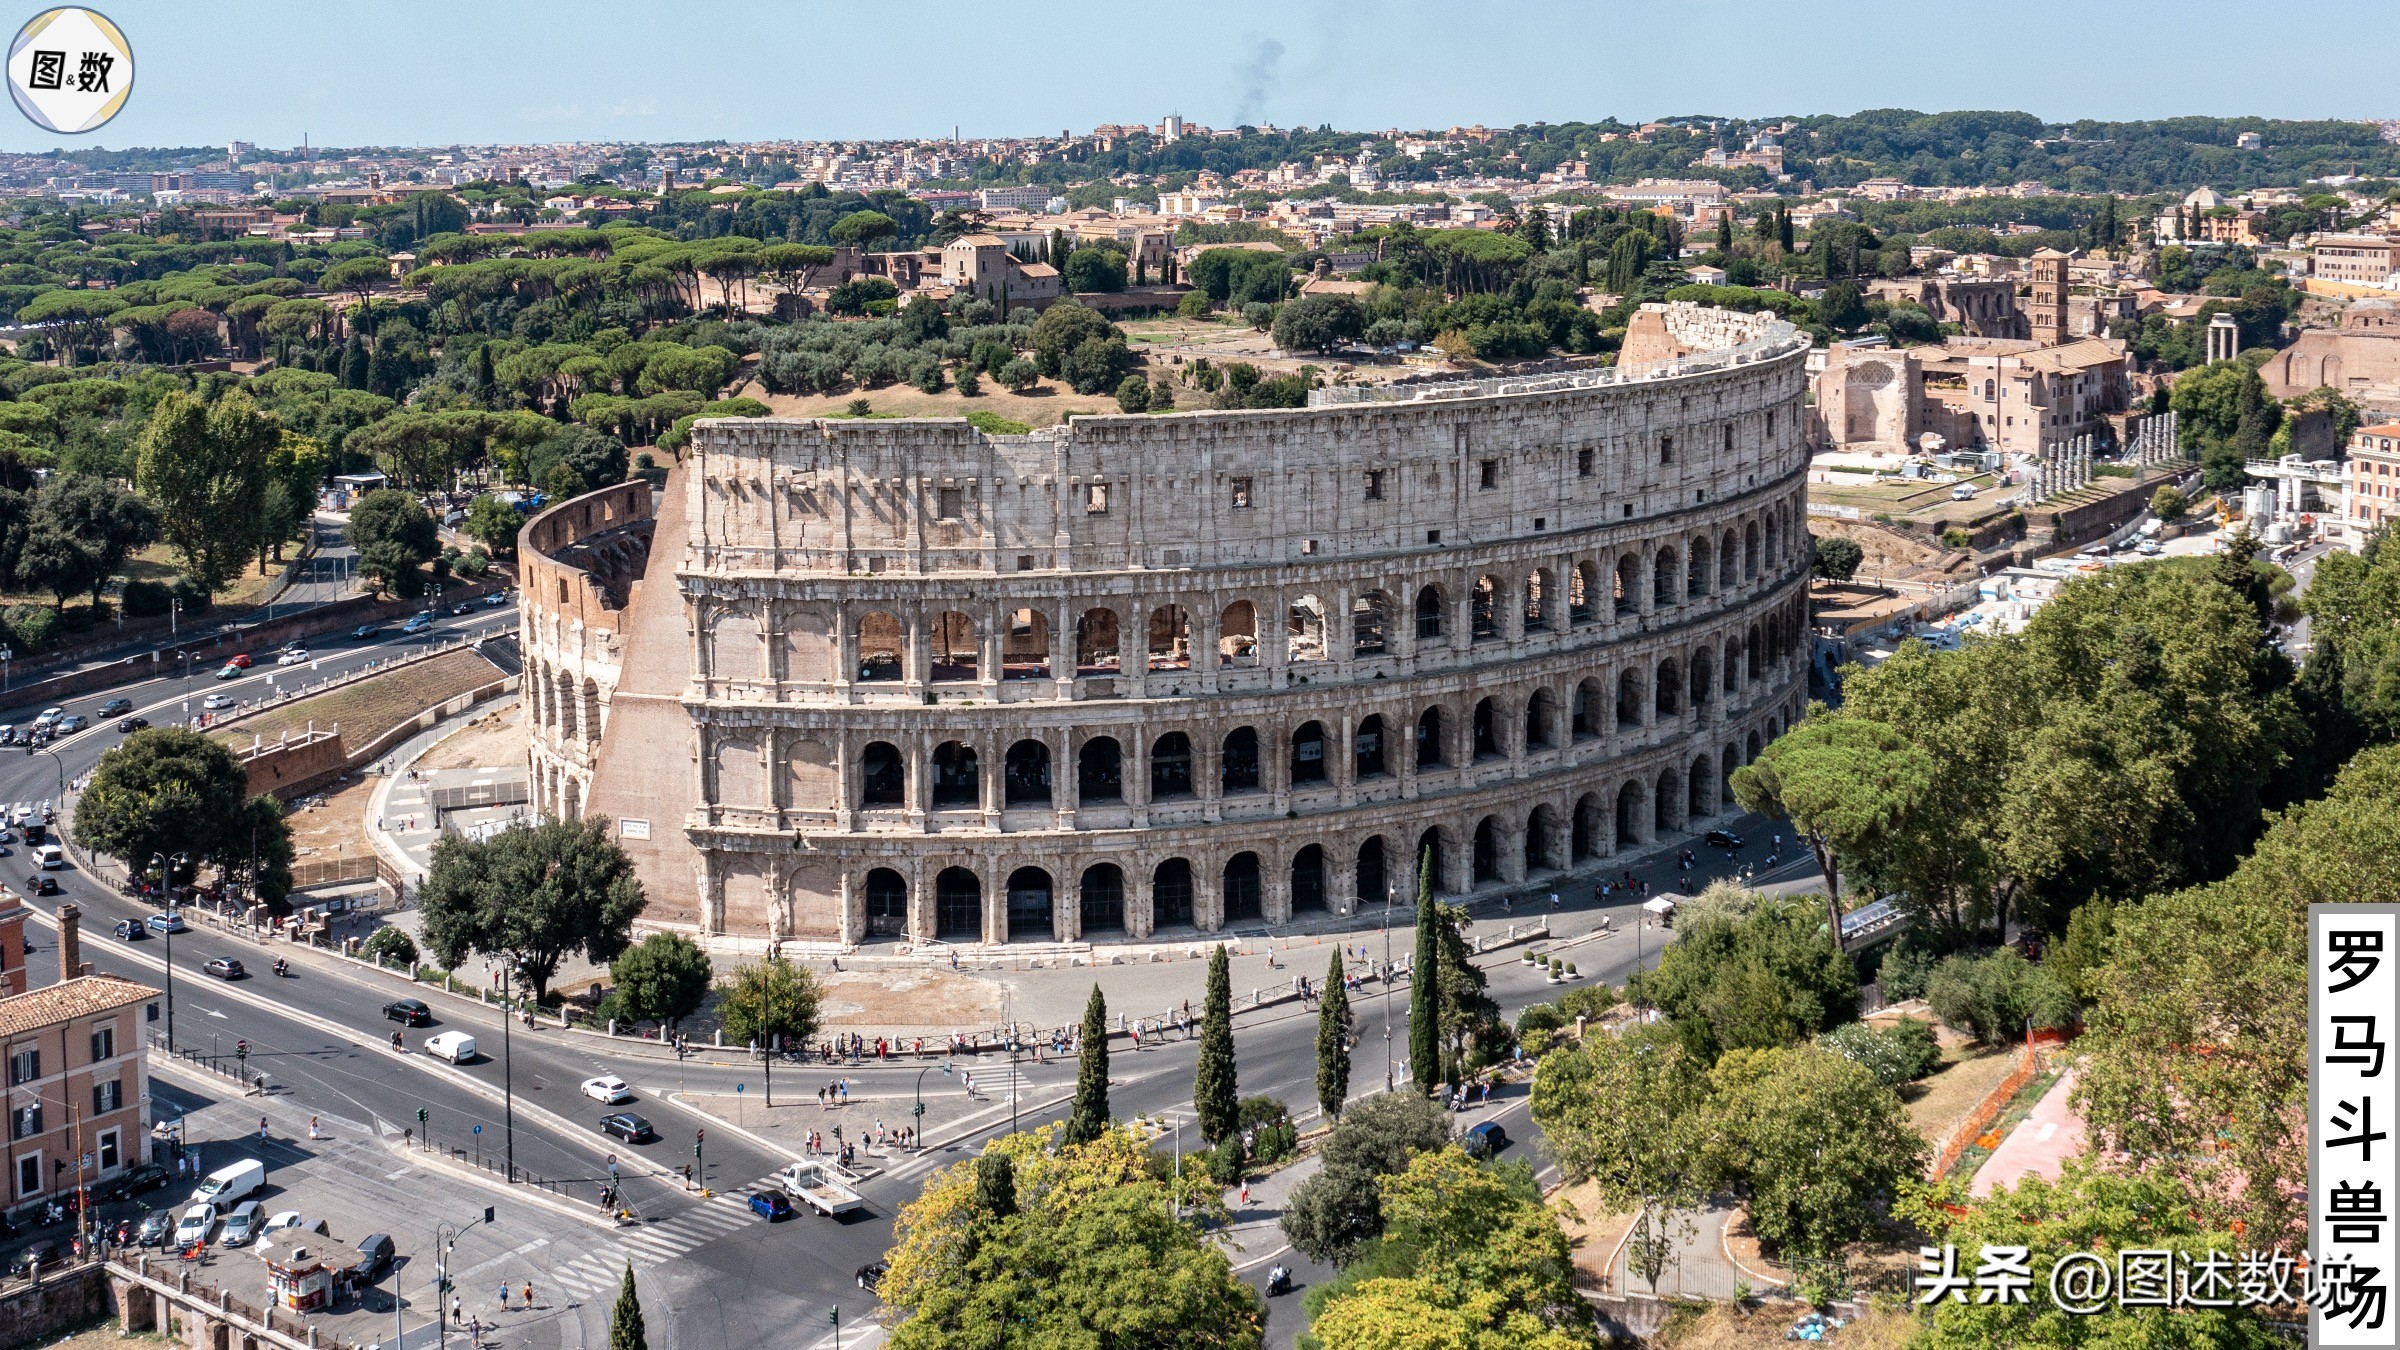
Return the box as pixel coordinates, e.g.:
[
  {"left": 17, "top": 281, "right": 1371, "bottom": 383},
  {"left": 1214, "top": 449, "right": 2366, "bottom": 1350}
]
[
  {"left": 212, "top": 647, "right": 502, "bottom": 756},
  {"left": 1900, "top": 1042, "right": 2025, "bottom": 1145}
]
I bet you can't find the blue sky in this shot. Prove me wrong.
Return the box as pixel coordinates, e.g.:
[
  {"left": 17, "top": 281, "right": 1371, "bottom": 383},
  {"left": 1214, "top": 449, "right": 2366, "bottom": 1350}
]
[{"left": 8, "top": 0, "right": 2399, "bottom": 152}]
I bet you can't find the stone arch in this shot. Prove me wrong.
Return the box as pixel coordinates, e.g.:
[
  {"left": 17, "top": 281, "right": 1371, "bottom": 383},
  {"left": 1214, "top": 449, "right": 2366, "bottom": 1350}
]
[
  {"left": 1655, "top": 765, "right": 1681, "bottom": 835},
  {"left": 1005, "top": 867, "right": 1055, "bottom": 943},
  {"left": 1617, "top": 667, "right": 1644, "bottom": 729},
  {"left": 1722, "top": 744, "right": 1741, "bottom": 800},
  {"left": 1470, "top": 575, "right": 1502, "bottom": 641},
  {"left": 1153, "top": 858, "right": 1196, "bottom": 929},
  {"left": 935, "top": 866, "right": 982, "bottom": 940},
  {"left": 1573, "top": 677, "right": 1605, "bottom": 739},
  {"left": 1615, "top": 553, "right": 1639, "bottom": 615},
  {"left": 1075, "top": 607, "right": 1121, "bottom": 673},
  {"left": 1351, "top": 591, "right": 1390, "bottom": 657},
  {"left": 1290, "top": 720, "right": 1329, "bottom": 784},
  {"left": 1415, "top": 705, "right": 1447, "bottom": 767},
  {"left": 1290, "top": 843, "right": 1328, "bottom": 913},
  {"left": 1077, "top": 736, "right": 1123, "bottom": 801},
  {"left": 1689, "top": 536, "right": 1713, "bottom": 597},
  {"left": 1287, "top": 594, "right": 1329, "bottom": 663},
  {"left": 1148, "top": 603, "right": 1191, "bottom": 671},
  {"left": 1472, "top": 697, "right": 1502, "bottom": 759},
  {"left": 1765, "top": 513, "right": 1782, "bottom": 569},
  {"left": 1691, "top": 646, "right": 1715, "bottom": 705},
  {"left": 1080, "top": 864, "right": 1125, "bottom": 935},
  {"left": 1723, "top": 642, "right": 1741, "bottom": 694},
  {"left": 1355, "top": 714, "right": 1388, "bottom": 778},
  {"left": 1617, "top": 779, "right": 1648, "bottom": 847},
  {"left": 931, "top": 740, "right": 980, "bottom": 807},
  {"left": 1224, "top": 852, "right": 1263, "bottom": 923},
  {"left": 1525, "top": 687, "right": 1557, "bottom": 750},
  {"left": 1219, "top": 600, "right": 1260, "bottom": 668},
  {"left": 1525, "top": 803, "right": 1560, "bottom": 873},
  {"left": 1524, "top": 568, "right": 1554, "bottom": 632},
  {"left": 1745, "top": 521, "right": 1761, "bottom": 580},
  {"left": 856, "top": 611, "right": 903, "bottom": 681},
  {"left": 1570, "top": 560, "right": 1601, "bottom": 624},
  {"left": 1001, "top": 608, "right": 1050, "bottom": 680},
  {"left": 709, "top": 607, "right": 762, "bottom": 680},
  {"left": 1003, "top": 739, "right": 1052, "bottom": 806},
  {"left": 1471, "top": 816, "right": 1501, "bottom": 884},
  {"left": 858, "top": 741, "right": 904, "bottom": 807},
  {"left": 1413, "top": 827, "right": 1445, "bottom": 898},
  {"left": 1221, "top": 726, "right": 1262, "bottom": 793},
  {"left": 1656, "top": 658, "right": 1683, "bottom": 717},
  {"left": 1689, "top": 753, "right": 1714, "bottom": 818},
  {"left": 578, "top": 678, "right": 601, "bottom": 745},
  {"left": 1748, "top": 623, "right": 1765, "bottom": 680},
  {"left": 929, "top": 611, "right": 978, "bottom": 681},
  {"left": 1654, "top": 546, "right": 1681, "bottom": 606},
  {"left": 1721, "top": 528, "right": 1741, "bottom": 585},
  {"left": 1746, "top": 728, "right": 1763, "bottom": 762},
  {"left": 864, "top": 868, "right": 907, "bottom": 939},
  {"left": 1414, "top": 584, "right": 1445, "bottom": 641},
  {"left": 1573, "top": 792, "right": 1603, "bottom": 861},
  {"left": 1151, "top": 732, "right": 1194, "bottom": 798},
  {"left": 1355, "top": 835, "right": 1388, "bottom": 905}
]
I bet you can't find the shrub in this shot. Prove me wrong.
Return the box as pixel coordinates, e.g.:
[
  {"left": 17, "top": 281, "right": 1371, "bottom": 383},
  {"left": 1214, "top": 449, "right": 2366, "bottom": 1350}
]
[
  {"left": 1818, "top": 1017, "right": 1942, "bottom": 1087},
  {"left": 1205, "top": 1134, "right": 1246, "bottom": 1185},
  {"left": 1114, "top": 375, "right": 1151, "bottom": 413},
  {"left": 1877, "top": 936, "right": 1938, "bottom": 1001},
  {"left": 998, "top": 357, "right": 1038, "bottom": 392},
  {"left": 120, "top": 579, "right": 173, "bottom": 618},
  {"left": 1175, "top": 289, "right": 1213, "bottom": 319},
  {"left": 1925, "top": 949, "right": 2078, "bottom": 1045},
  {"left": 1940, "top": 527, "right": 1973, "bottom": 549},
  {"left": 6, "top": 604, "right": 61, "bottom": 654},
  {"left": 363, "top": 927, "right": 419, "bottom": 966},
  {"left": 955, "top": 367, "right": 981, "bottom": 397}
]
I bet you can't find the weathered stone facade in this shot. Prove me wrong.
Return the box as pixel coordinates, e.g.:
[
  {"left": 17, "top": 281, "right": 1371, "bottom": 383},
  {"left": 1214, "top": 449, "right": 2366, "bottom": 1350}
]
[{"left": 529, "top": 304, "right": 1815, "bottom": 951}]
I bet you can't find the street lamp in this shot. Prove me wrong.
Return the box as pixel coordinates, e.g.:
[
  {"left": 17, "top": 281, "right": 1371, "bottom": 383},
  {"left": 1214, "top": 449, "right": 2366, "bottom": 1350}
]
[
  {"left": 498, "top": 959, "right": 517, "bottom": 1182},
  {"left": 151, "top": 855, "right": 178, "bottom": 1051},
  {"left": 912, "top": 1062, "right": 951, "bottom": 1145},
  {"left": 1382, "top": 879, "right": 1396, "bottom": 1093},
  {"left": 433, "top": 1206, "right": 495, "bottom": 1349}
]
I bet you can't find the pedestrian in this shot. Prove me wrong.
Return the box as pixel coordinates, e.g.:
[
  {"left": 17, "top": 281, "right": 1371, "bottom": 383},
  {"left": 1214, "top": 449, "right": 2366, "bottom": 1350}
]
[
  {"left": 523, "top": 1282, "right": 533, "bottom": 1308},
  {"left": 498, "top": 1284, "right": 509, "bottom": 1311},
  {"left": 451, "top": 1294, "right": 462, "bottom": 1324},
  {"left": 308, "top": 1116, "right": 323, "bottom": 1140},
  {"left": 258, "top": 1116, "right": 269, "bottom": 1142},
  {"left": 1239, "top": 1180, "right": 1250, "bottom": 1206},
  {"left": 839, "top": 1078, "right": 849, "bottom": 1104}
]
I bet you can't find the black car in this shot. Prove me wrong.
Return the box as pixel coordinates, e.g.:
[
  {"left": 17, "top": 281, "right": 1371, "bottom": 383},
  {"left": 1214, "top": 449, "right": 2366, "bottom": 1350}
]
[
  {"left": 96, "top": 698, "right": 132, "bottom": 717},
  {"left": 203, "top": 956, "right": 245, "bottom": 980},
  {"left": 112, "top": 919, "right": 148, "bottom": 941},
  {"left": 136, "top": 1211, "right": 174, "bottom": 1247},
  {"left": 116, "top": 717, "right": 149, "bottom": 734},
  {"left": 1703, "top": 829, "right": 1745, "bottom": 850},
  {"left": 599, "top": 1113, "right": 655, "bottom": 1143},
  {"left": 351, "top": 1233, "right": 394, "bottom": 1282},
  {"left": 1460, "top": 1121, "right": 1510, "bottom": 1160},
  {"left": 351, "top": 624, "right": 385, "bottom": 640},
  {"left": 855, "top": 1262, "right": 887, "bottom": 1293},
  {"left": 99, "top": 1162, "right": 167, "bottom": 1202},
  {"left": 27, "top": 876, "right": 57, "bottom": 896},
  {"left": 14, "top": 1241, "right": 62, "bottom": 1275},
  {"left": 382, "top": 998, "right": 432, "bottom": 1026}
]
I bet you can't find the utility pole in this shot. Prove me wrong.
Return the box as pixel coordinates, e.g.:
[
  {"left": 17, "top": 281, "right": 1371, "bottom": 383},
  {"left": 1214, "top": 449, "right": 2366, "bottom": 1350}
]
[
  {"left": 500, "top": 961, "right": 516, "bottom": 1182},
  {"left": 1382, "top": 880, "right": 1395, "bottom": 1093}
]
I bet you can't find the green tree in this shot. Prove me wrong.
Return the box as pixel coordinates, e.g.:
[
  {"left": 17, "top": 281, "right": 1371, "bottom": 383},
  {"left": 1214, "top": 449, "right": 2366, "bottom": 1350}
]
[
  {"left": 1817, "top": 281, "right": 1868, "bottom": 332},
  {"left": 1315, "top": 951, "right": 1352, "bottom": 1122},
  {"left": 1809, "top": 533, "right": 1863, "bottom": 581},
  {"left": 1065, "top": 985, "right": 1110, "bottom": 1146},
  {"left": 607, "top": 933, "right": 713, "bottom": 1030},
  {"left": 25, "top": 473, "right": 157, "bottom": 609},
  {"left": 1926, "top": 948, "right": 2075, "bottom": 1044},
  {"left": 1697, "top": 1046, "right": 1925, "bottom": 1259},
  {"left": 135, "top": 388, "right": 276, "bottom": 595},
  {"left": 1529, "top": 1021, "right": 1707, "bottom": 1293},
  {"left": 344, "top": 487, "right": 438, "bottom": 598},
  {"left": 2149, "top": 484, "right": 2189, "bottom": 521},
  {"left": 2046, "top": 899, "right": 2116, "bottom": 1003},
  {"left": 1639, "top": 897, "right": 1859, "bottom": 1063},
  {"left": 828, "top": 210, "right": 899, "bottom": 249},
  {"left": 1730, "top": 717, "right": 1937, "bottom": 939},
  {"left": 715, "top": 956, "right": 823, "bottom": 1057},
  {"left": 465, "top": 494, "right": 523, "bottom": 556},
  {"left": 1270, "top": 294, "right": 1365, "bottom": 353},
  {"left": 1195, "top": 945, "right": 1239, "bottom": 1144},
  {"left": 319, "top": 257, "right": 391, "bottom": 332},
  {"left": 1113, "top": 374, "right": 1151, "bottom": 413},
  {"left": 609, "top": 1265, "right": 647, "bottom": 1350},
  {"left": 74, "top": 729, "right": 269, "bottom": 896},
  {"left": 1063, "top": 247, "right": 1128, "bottom": 294},
  {"left": 1408, "top": 850, "right": 1441, "bottom": 1091},
  {"left": 973, "top": 1151, "right": 1017, "bottom": 1217},
  {"left": 1279, "top": 1091, "right": 1451, "bottom": 1266},
  {"left": 1029, "top": 302, "right": 1117, "bottom": 379},
  {"left": 417, "top": 818, "right": 647, "bottom": 1003}
]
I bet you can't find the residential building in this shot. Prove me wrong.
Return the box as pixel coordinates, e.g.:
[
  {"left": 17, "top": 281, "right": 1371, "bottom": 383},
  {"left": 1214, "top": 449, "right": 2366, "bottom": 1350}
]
[
  {"left": 940, "top": 235, "right": 1062, "bottom": 308},
  {"left": 2344, "top": 422, "right": 2400, "bottom": 549},
  {"left": 2311, "top": 233, "right": 2400, "bottom": 286},
  {"left": 1, "top": 905, "right": 159, "bottom": 1223},
  {"left": 976, "top": 186, "right": 1052, "bottom": 212}
]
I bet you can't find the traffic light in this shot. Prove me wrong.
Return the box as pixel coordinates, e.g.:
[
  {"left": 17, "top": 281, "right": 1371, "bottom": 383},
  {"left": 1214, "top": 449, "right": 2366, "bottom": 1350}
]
[
  {"left": 417, "top": 1108, "right": 428, "bottom": 1125},
  {"left": 235, "top": 1040, "right": 248, "bottom": 1062}
]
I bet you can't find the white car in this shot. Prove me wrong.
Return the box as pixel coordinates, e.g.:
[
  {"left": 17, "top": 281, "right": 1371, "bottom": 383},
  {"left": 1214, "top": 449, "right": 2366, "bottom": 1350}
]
[
  {"left": 202, "top": 693, "right": 235, "bottom": 710},
  {"left": 263, "top": 1210, "right": 308, "bottom": 1233},
  {"left": 173, "top": 1202, "right": 217, "bottom": 1247},
  {"left": 276, "top": 649, "right": 310, "bottom": 665},
  {"left": 30, "top": 709, "right": 60, "bottom": 729},
  {"left": 580, "top": 1075, "right": 634, "bottom": 1104}
]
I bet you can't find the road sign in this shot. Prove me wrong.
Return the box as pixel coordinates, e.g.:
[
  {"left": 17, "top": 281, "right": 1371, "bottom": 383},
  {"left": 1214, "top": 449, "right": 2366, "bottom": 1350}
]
[
  {"left": 472, "top": 1124, "right": 482, "bottom": 1136},
  {"left": 735, "top": 1083, "right": 745, "bottom": 1094}
]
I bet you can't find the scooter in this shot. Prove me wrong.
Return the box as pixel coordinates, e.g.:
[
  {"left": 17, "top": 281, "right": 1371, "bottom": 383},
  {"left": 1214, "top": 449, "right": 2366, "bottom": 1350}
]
[
  {"left": 1265, "top": 1265, "right": 1292, "bottom": 1297},
  {"left": 272, "top": 958, "right": 290, "bottom": 977}
]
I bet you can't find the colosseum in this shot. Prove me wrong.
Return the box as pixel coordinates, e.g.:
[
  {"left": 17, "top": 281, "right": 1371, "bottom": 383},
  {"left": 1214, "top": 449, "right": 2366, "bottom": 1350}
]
[{"left": 519, "top": 302, "right": 1815, "bottom": 952}]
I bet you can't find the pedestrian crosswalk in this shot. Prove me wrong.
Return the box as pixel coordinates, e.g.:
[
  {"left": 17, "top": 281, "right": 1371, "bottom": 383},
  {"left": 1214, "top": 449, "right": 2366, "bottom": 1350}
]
[{"left": 543, "top": 1186, "right": 768, "bottom": 1299}]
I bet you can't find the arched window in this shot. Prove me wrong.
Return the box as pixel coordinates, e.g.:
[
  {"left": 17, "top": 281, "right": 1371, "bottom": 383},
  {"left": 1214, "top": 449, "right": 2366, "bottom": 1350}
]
[
  {"left": 1415, "top": 705, "right": 1446, "bottom": 767},
  {"left": 1692, "top": 650, "right": 1715, "bottom": 705},
  {"left": 1290, "top": 721, "right": 1327, "bottom": 784},
  {"left": 1152, "top": 858, "right": 1195, "bottom": 929},
  {"left": 1617, "top": 668, "right": 1643, "bottom": 728},
  {"left": 1745, "top": 522, "right": 1761, "bottom": 580},
  {"left": 857, "top": 611, "right": 902, "bottom": 681},
  {"left": 1351, "top": 592, "right": 1389, "bottom": 657},
  {"left": 1355, "top": 714, "right": 1387, "bottom": 778},
  {"left": 931, "top": 741, "right": 979, "bottom": 807},
  {"left": 1615, "top": 555, "right": 1639, "bottom": 616},
  {"left": 1616, "top": 781, "right": 1644, "bottom": 848},
  {"left": 1219, "top": 600, "right": 1259, "bottom": 668},
  {"left": 1075, "top": 608, "right": 1121, "bottom": 673},
  {"left": 1525, "top": 804, "right": 1557, "bottom": 873},
  {"left": 1525, "top": 688, "right": 1556, "bottom": 750},
  {"left": 935, "top": 866, "right": 981, "bottom": 939},
  {"left": 1655, "top": 659, "right": 1683, "bottom": 717},
  {"left": 1655, "top": 767, "right": 1680, "bottom": 834},
  {"left": 1221, "top": 727, "right": 1261, "bottom": 793},
  {"left": 1001, "top": 608, "right": 1050, "bottom": 680},
  {"left": 1723, "top": 643, "right": 1741, "bottom": 693},
  {"left": 1688, "top": 539, "right": 1712, "bottom": 597},
  {"left": 1524, "top": 569, "right": 1552, "bottom": 632},
  {"left": 1355, "top": 836, "right": 1387, "bottom": 905},
  {"left": 1151, "top": 732, "right": 1193, "bottom": 798},
  {"left": 1290, "top": 844, "right": 1327, "bottom": 912},
  {"left": 1080, "top": 864, "right": 1125, "bottom": 934},
  {"left": 1223, "top": 852, "right": 1263, "bottom": 922},
  {"left": 1765, "top": 514, "right": 1782, "bottom": 567},
  {"left": 1573, "top": 793, "right": 1602, "bottom": 861},
  {"left": 1003, "top": 739, "right": 1051, "bottom": 806},
  {"left": 1472, "top": 697, "right": 1501, "bottom": 759},
  {"left": 1148, "top": 604, "right": 1191, "bottom": 671},
  {"left": 1287, "top": 595, "right": 1328, "bottom": 663},
  {"left": 1573, "top": 677, "right": 1604, "bottom": 739},
  {"left": 1414, "top": 827, "right": 1444, "bottom": 897},
  {"left": 1005, "top": 867, "right": 1054, "bottom": 943},
  {"left": 865, "top": 868, "right": 908, "bottom": 937},
  {"left": 1690, "top": 754, "right": 1713, "bottom": 817},
  {"left": 1414, "top": 585, "right": 1444, "bottom": 641},
  {"left": 1653, "top": 548, "right": 1680, "bottom": 606},
  {"left": 1748, "top": 624, "right": 1764, "bottom": 680},
  {"left": 1471, "top": 817, "right": 1499, "bottom": 883},
  {"left": 1471, "top": 575, "right": 1501, "bottom": 641},
  {"left": 1721, "top": 529, "right": 1740, "bottom": 585},
  {"left": 1077, "top": 737, "right": 1122, "bottom": 801},
  {"left": 859, "top": 741, "right": 903, "bottom": 807},
  {"left": 930, "top": 611, "right": 977, "bottom": 681},
  {"left": 1570, "top": 561, "right": 1600, "bottom": 625}
]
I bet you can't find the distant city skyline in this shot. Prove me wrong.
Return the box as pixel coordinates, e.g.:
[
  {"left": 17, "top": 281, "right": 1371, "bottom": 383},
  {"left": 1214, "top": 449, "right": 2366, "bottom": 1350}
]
[{"left": 4, "top": 0, "right": 2398, "bottom": 153}]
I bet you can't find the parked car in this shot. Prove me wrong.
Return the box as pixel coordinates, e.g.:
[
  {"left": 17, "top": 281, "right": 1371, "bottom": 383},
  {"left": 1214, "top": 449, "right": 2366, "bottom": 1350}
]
[
  {"left": 382, "top": 998, "right": 432, "bottom": 1027},
  {"left": 599, "top": 1113, "right": 655, "bottom": 1144},
  {"left": 1703, "top": 829, "right": 1745, "bottom": 850},
  {"left": 136, "top": 1211, "right": 174, "bottom": 1247},
  {"left": 147, "top": 911, "right": 185, "bottom": 935},
  {"left": 219, "top": 1201, "right": 264, "bottom": 1246},
  {"left": 14, "top": 1241, "right": 63, "bottom": 1275},
  {"left": 423, "top": 1031, "right": 476, "bottom": 1063},
  {"left": 202, "top": 693, "right": 234, "bottom": 710},
  {"left": 116, "top": 717, "right": 148, "bottom": 733},
  {"left": 30, "top": 709, "right": 60, "bottom": 729},
  {"left": 112, "top": 919, "right": 148, "bottom": 941},
  {"left": 172, "top": 1203, "right": 217, "bottom": 1247},
  {"left": 580, "top": 1076, "right": 633, "bottom": 1104},
  {"left": 1459, "top": 1121, "right": 1510, "bottom": 1160},
  {"left": 96, "top": 698, "right": 132, "bottom": 717},
  {"left": 203, "top": 956, "right": 245, "bottom": 980},
  {"left": 748, "top": 1190, "right": 793, "bottom": 1221},
  {"left": 351, "top": 1233, "right": 395, "bottom": 1282},
  {"left": 192, "top": 1160, "right": 265, "bottom": 1206},
  {"left": 99, "top": 1163, "right": 168, "bottom": 1202}
]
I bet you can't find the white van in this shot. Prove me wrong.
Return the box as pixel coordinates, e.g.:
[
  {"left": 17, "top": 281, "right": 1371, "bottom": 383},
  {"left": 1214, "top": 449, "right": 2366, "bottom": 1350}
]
[
  {"left": 424, "top": 1031, "right": 477, "bottom": 1063},
  {"left": 191, "top": 1158, "right": 266, "bottom": 1206},
  {"left": 35, "top": 843, "right": 63, "bottom": 870}
]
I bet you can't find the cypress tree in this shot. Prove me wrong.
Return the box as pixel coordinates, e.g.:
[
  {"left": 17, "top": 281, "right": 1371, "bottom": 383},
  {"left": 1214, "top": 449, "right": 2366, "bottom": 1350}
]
[
  {"left": 473, "top": 343, "right": 496, "bottom": 404},
  {"left": 974, "top": 1151, "right": 1017, "bottom": 1218},
  {"left": 1408, "top": 847, "right": 1441, "bottom": 1093},
  {"left": 1715, "top": 213, "right": 1734, "bottom": 252},
  {"left": 609, "top": 1266, "right": 647, "bottom": 1350},
  {"left": 1064, "top": 984, "right": 1110, "bottom": 1145},
  {"left": 1316, "top": 951, "right": 1352, "bottom": 1122},
  {"left": 339, "top": 336, "right": 367, "bottom": 390},
  {"left": 1195, "top": 945, "right": 1238, "bottom": 1143},
  {"left": 1777, "top": 206, "right": 1794, "bottom": 252}
]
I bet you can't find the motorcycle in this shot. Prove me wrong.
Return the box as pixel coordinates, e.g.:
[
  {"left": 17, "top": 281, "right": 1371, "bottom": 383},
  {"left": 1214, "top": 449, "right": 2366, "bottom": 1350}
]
[
  {"left": 1265, "top": 1265, "right": 1292, "bottom": 1298},
  {"left": 272, "top": 958, "right": 290, "bottom": 977}
]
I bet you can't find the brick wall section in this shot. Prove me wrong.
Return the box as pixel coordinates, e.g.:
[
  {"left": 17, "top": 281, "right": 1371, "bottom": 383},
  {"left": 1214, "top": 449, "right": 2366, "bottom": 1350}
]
[{"left": 0, "top": 1262, "right": 109, "bottom": 1346}]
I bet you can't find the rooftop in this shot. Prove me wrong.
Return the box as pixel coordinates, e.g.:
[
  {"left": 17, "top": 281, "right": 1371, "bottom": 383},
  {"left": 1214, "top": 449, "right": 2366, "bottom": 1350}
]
[{"left": 0, "top": 975, "right": 159, "bottom": 1039}]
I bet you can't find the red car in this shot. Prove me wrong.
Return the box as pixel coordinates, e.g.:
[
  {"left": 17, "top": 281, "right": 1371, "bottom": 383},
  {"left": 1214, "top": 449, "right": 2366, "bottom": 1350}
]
[{"left": 224, "top": 654, "right": 253, "bottom": 669}]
